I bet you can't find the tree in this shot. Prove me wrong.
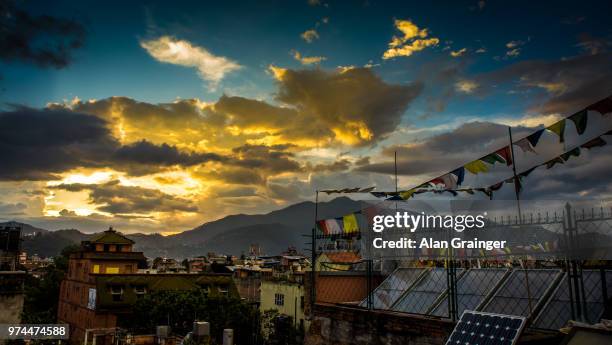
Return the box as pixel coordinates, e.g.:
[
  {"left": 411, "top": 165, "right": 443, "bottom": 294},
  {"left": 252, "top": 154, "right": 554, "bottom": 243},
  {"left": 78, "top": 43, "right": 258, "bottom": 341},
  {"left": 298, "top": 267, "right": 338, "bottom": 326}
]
[
  {"left": 121, "top": 290, "right": 260, "bottom": 344},
  {"left": 20, "top": 244, "right": 79, "bottom": 324},
  {"left": 260, "top": 309, "right": 303, "bottom": 345}
]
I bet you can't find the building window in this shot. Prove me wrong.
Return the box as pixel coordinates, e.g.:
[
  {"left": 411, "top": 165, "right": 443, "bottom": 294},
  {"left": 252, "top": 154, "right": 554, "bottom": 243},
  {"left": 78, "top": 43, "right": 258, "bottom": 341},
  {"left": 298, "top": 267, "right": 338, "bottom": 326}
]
[
  {"left": 300, "top": 296, "right": 305, "bottom": 310},
  {"left": 134, "top": 286, "right": 146, "bottom": 299},
  {"left": 274, "top": 293, "right": 284, "bottom": 306},
  {"left": 110, "top": 286, "right": 123, "bottom": 302},
  {"left": 219, "top": 287, "right": 229, "bottom": 297}
]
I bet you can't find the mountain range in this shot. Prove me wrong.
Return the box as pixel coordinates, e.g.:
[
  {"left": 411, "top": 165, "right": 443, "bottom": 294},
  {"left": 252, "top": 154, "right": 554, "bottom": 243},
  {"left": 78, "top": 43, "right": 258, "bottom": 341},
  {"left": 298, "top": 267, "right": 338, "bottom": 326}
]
[{"left": 6, "top": 197, "right": 362, "bottom": 259}]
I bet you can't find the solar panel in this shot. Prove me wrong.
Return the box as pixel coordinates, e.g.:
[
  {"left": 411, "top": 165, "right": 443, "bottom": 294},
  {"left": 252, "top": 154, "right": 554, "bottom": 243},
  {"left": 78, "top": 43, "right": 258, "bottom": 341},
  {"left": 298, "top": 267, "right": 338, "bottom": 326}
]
[
  {"left": 481, "top": 269, "right": 562, "bottom": 318},
  {"left": 431, "top": 268, "right": 510, "bottom": 317},
  {"left": 392, "top": 267, "right": 464, "bottom": 315},
  {"left": 445, "top": 310, "right": 526, "bottom": 345},
  {"left": 359, "top": 267, "right": 425, "bottom": 309},
  {"left": 533, "top": 270, "right": 612, "bottom": 330}
]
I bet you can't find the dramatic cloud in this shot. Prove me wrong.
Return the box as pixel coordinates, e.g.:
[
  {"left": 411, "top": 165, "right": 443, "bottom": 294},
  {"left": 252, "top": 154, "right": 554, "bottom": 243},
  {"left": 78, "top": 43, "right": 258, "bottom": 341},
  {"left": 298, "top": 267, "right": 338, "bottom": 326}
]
[
  {"left": 273, "top": 67, "right": 423, "bottom": 145},
  {"left": 382, "top": 19, "right": 440, "bottom": 59},
  {"left": 476, "top": 52, "right": 612, "bottom": 114},
  {"left": 140, "top": 36, "right": 241, "bottom": 88},
  {"left": 301, "top": 29, "right": 319, "bottom": 43},
  {"left": 0, "top": 107, "right": 227, "bottom": 180},
  {"left": 0, "top": 107, "right": 116, "bottom": 180},
  {"left": 0, "top": 0, "right": 85, "bottom": 68}
]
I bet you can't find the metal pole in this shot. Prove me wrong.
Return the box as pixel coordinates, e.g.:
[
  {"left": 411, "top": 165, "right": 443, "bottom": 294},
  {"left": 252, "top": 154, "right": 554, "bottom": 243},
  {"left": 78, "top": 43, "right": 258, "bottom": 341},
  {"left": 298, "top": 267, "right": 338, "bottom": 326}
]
[
  {"left": 508, "top": 127, "right": 522, "bottom": 222},
  {"left": 394, "top": 151, "right": 398, "bottom": 194},
  {"left": 310, "top": 190, "right": 319, "bottom": 319}
]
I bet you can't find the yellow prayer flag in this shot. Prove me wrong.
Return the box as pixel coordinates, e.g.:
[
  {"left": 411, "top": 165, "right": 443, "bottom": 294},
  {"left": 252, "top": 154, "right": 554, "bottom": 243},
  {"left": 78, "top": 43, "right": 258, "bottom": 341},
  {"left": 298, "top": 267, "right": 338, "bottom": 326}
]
[
  {"left": 343, "top": 213, "right": 359, "bottom": 234},
  {"left": 464, "top": 160, "right": 490, "bottom": 174},
  {"left": 399, "top": 189, "right": 416, "bottom": 200},
  {"left": 547, "top": 120, "right": 566, "bottom": 143}
]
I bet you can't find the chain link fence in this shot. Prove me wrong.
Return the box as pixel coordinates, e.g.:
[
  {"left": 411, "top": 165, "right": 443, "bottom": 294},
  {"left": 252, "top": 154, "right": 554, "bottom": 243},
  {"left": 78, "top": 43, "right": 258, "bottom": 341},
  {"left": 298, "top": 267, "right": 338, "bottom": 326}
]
[{"left": 310, "top": 202, "right": 612, "bottom": 331}]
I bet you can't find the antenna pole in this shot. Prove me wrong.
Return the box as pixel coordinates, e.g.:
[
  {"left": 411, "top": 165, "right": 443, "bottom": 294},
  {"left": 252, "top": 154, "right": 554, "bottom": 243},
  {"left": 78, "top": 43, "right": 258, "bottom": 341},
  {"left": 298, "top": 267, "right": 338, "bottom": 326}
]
[{"left": 508, "top": 127, "right": 522, "bottom": 222}]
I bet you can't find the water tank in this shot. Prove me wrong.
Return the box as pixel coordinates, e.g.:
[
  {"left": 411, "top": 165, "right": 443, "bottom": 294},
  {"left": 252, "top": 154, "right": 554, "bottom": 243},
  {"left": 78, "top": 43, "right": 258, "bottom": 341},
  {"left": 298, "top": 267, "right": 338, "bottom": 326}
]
[
  {"left": 223, "top": 329, "right": 234, "bottom": 345},
  {"left": 156, "top": 325, "right": 170, "bottom": 338},
  {"left": 193, "top": 321, "right": 210, "bottom": 336}
]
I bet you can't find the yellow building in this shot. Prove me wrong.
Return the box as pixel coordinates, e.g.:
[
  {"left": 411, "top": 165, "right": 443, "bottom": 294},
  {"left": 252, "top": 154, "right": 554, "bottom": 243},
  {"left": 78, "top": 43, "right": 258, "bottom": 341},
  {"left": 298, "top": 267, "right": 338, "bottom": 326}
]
[{"left": 259, "top": 277, "right": 307, "bottom": 329}]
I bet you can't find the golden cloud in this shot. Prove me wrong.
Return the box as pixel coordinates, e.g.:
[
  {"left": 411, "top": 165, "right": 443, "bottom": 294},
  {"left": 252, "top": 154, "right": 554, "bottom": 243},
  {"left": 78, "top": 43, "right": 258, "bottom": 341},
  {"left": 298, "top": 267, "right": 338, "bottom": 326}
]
[
  {"left": 383, "top": 19, "right": 439, "bottom": 59},
  {"left": 301, "top": 29, "right": 319, "bottom": 43},
  {"left": 291, "top": 50, "right": 326, "bottom": 65}
]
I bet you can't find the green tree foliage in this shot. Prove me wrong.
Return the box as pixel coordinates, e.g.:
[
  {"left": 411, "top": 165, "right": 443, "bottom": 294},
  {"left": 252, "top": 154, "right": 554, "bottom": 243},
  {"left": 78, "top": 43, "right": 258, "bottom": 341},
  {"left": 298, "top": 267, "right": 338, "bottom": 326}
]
[
  {"left": 121, "top": 290, "right": 260, "bottom": 344},
  {"left": 20, "top": 244, "right": 80, "bottom": 324}
]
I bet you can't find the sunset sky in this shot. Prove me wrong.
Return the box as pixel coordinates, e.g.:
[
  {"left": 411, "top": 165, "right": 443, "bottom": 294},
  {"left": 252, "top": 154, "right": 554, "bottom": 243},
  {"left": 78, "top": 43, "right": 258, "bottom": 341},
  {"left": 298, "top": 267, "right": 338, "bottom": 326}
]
[{"left": 1, "top": 0, "right": 611, "bottom": 233}]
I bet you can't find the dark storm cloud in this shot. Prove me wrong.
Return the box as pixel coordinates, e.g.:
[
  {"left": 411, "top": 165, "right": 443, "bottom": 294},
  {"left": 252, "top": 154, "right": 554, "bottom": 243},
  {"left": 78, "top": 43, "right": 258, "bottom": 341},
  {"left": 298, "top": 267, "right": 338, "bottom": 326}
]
[
  {"left": 50, "top": 180, "right": 198, "bottom": 214},
  {"left": 476, "top": 53, "right": 612, "bottom": 115},
  {"left": 309, "top": 159, "right": 352, "bottom": 172},
  {"left": 232, "top": 144, "right": 301, "bottom": 173},
  {"left": 0, "top": 107, "right": 116, "bottom": 180},
  {"left": 0, "top": 0, "right": 85, "bottom": 68},
  {"left": 0, "top": 107, "right": 229, "bottom": 180},
  {"left": 113, "top": 140, "right": 225, "bottom": 172}
]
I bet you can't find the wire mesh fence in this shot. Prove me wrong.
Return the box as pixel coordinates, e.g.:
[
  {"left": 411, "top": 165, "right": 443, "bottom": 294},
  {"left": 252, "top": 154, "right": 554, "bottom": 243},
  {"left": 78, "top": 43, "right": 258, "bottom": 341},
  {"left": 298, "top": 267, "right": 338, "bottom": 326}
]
[{"left": 310, "top": 202, "right": 612, "bottom": 331}]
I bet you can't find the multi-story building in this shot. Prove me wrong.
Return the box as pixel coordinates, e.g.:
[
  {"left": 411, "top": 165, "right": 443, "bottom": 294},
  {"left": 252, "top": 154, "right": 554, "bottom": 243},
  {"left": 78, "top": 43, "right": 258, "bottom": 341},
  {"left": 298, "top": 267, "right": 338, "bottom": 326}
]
[{"left": 57, "top": 227, "right": 238, "bottom": 345}]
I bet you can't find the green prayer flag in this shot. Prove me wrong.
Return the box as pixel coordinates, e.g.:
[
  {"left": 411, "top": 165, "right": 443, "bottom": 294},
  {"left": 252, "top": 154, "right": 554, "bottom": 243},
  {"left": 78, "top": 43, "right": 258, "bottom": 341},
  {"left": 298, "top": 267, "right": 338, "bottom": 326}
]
[
  {"left": 481, "top": 153, "right": 505, "bottom": 165},
  {"left": 569, "top": 110, "right": 588, "bottom": 135}
]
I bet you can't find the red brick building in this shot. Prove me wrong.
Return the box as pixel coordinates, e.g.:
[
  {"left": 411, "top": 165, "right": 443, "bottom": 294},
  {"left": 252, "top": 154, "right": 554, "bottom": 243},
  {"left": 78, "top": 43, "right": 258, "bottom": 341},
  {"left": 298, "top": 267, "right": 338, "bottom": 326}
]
[{"left": 57, "top": 227, "right": 146, "bottom": 344}]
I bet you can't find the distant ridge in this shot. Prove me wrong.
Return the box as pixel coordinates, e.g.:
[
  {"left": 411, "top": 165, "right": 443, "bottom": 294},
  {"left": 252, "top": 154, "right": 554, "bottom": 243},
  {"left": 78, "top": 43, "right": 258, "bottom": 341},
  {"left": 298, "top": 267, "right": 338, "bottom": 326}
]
[{"left": 11, "top": 197, "right": 363, "bottom": 259}]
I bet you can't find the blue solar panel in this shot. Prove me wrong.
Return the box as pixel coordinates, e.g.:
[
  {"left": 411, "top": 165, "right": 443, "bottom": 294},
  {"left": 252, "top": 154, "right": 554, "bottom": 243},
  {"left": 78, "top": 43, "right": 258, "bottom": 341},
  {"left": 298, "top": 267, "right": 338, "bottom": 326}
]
[{"left": 445, "top": 310, "right": 526, "bottom": 345}]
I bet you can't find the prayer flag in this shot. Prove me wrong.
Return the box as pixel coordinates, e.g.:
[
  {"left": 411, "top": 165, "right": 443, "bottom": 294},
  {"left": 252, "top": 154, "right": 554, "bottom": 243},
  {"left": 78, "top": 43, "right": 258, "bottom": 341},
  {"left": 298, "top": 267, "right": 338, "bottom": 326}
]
[
  {"left": 515, "top": 138, "right": 536, "bottom": 153},
  {"left": 496, "top": 146, "right": 513, "bottom": 166},
  {"left": 588, "top": 96, "right": 612, "bottom": 116},
  {"left": 547, "top": 120, "right": 566, "bottom": 143},
  {"left": 464, "top": 160, "right": 490, "bottom": 174},
  {"left": 569, "top": 110, "right": 588, "bottom": 135},
  {"left": 343, "top": 213, "right": 360, "bottom": 234},
  {"left": 399, "top": 189, "right": 416, "bottom": 200},
  {"left": 325, "top": 219, "right": 343, "bottom": 235},
  {"left": 545, "top": 156, "right": 564, "bottom": 169},
  {"left": 581, "top": 137, "right": 607, "bottom": 149},
  {"left": 560, "top": 147, "right": 580, "bottom": 161},
  {"left": 527, "top": 129, "right": 545, "bottom": 147},
  {"left": 451, "top": 167, "right": 465, "bottom": 186}
]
